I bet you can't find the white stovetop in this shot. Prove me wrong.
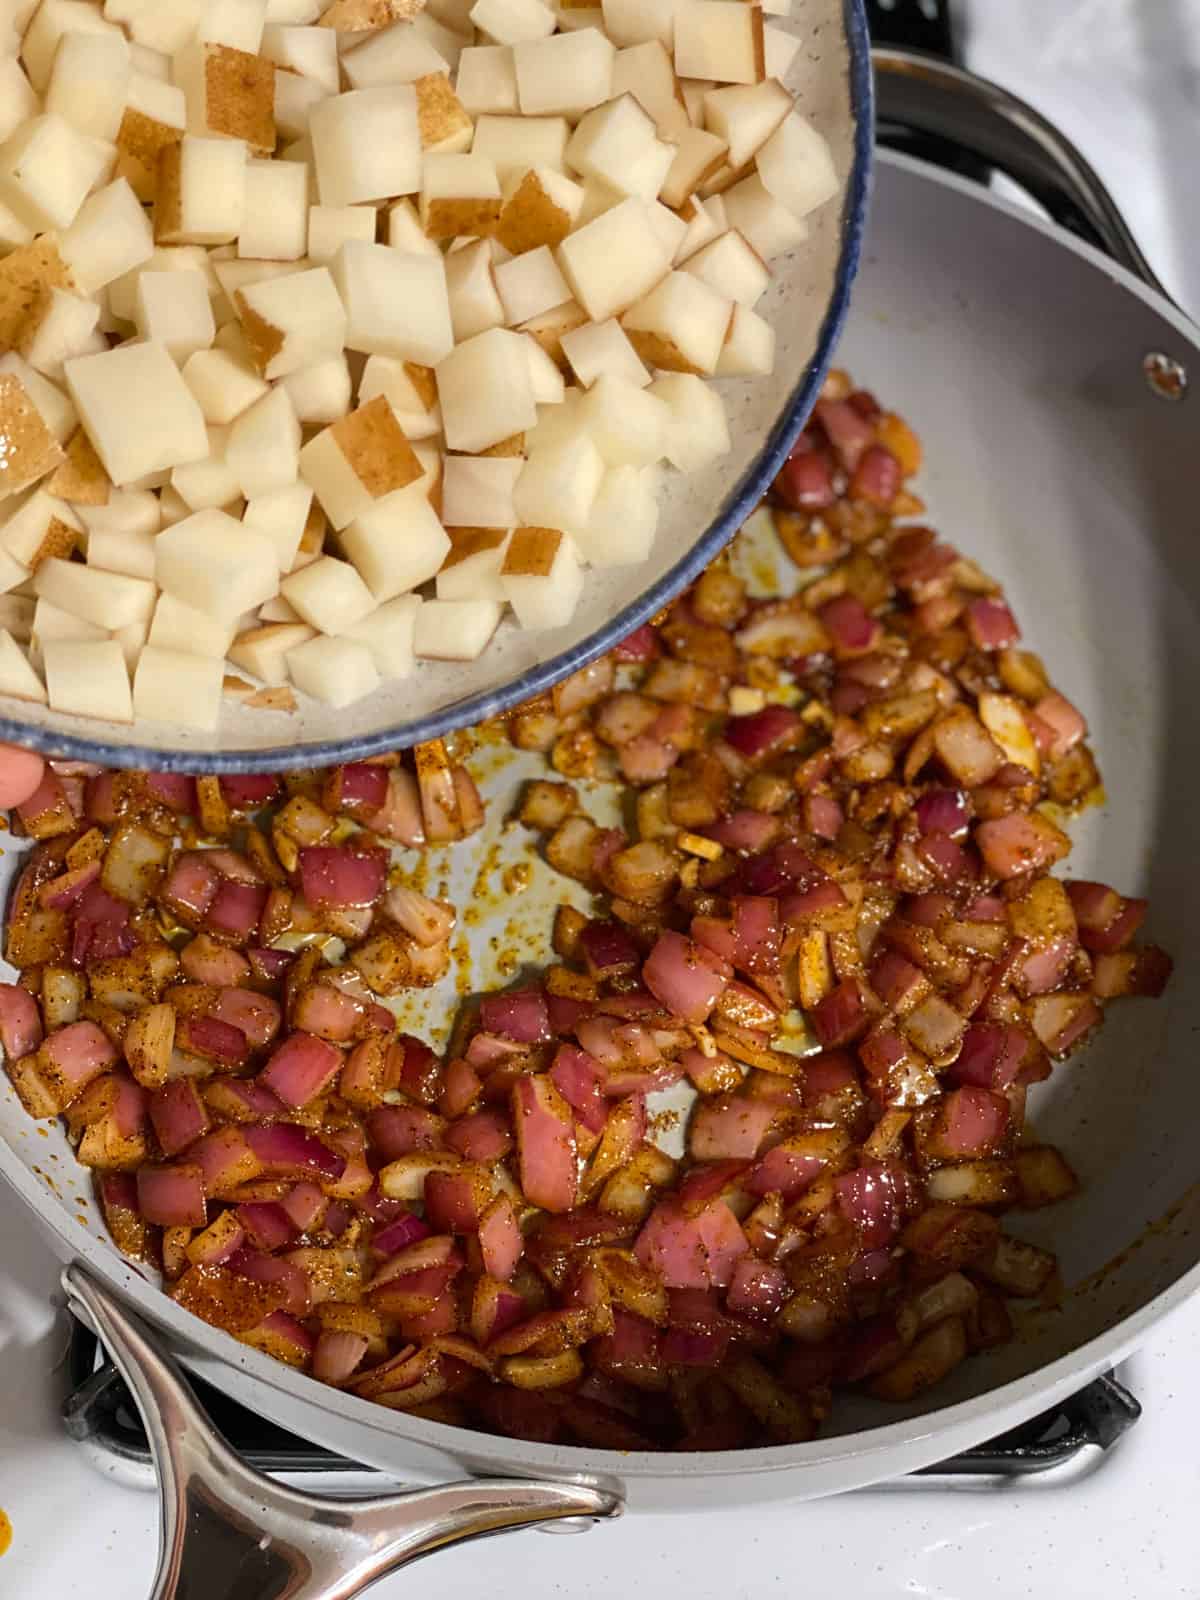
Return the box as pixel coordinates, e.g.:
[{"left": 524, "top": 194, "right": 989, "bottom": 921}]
[{"left": 3, "top": 3, "right": 1199, "bottom": 1596}]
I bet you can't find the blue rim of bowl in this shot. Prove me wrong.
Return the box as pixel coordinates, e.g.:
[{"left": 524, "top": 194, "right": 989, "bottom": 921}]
[{"left": 1, "top": 8, "right": 874, "bottom": 776}]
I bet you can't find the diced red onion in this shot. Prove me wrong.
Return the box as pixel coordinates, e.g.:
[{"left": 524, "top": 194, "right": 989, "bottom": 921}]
[
  {"left": 479, "top": 988, "right": 551, "bottom": 1044},
  {"left": 512, "top": 1075, "right": 576, "bottom": 1213},
  {"left": 299, "top": 846, "right": 386, "bottom": 911},
  {"left": 643, "top": 931, "right": 730, "bottom": 1023},
  {"left": 259, "top": 1031, "right": 344, "bottom": 1108},
  {"left": 0, "top": 982, "right": 42, "bottom": 1060},
  {"left": 149, "top": 1078, "right": 209, "bottom": 1157},
  {"left": 819, "top": 594, "right": 881, "bottom": 658},
  {"left": 964, "top": 597, "right": 1020, "bottom": 651},
  {"left": 137, "top": 1163, "right": 207, "bottom": 1228},
  {"left": 244, "top": 1122, "right": 346, "bottom": 1181}
]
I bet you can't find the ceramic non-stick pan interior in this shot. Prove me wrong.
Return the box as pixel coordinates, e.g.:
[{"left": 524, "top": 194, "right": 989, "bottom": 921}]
[{"left": 2, "top": 153, "right": 1198, "bottom": 1501}]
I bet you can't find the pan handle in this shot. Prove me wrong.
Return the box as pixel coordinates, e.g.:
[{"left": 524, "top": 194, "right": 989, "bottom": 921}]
[
  {"left": 63, "top": 1265, "right": 623, "bottom": 1600},
  {"left": 872, "top": 47, "right": 1177, "bottom": 307}
]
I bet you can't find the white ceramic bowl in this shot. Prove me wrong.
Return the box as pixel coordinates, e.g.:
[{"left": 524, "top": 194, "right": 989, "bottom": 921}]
[{"left": 0, "top": 1, "right": 872, "bottom": 773}]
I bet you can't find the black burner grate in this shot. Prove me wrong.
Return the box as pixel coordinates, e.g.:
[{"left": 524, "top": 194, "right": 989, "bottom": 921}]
[{"left": 63, "top": 1318, "right": 1140, "bottom": 1484}]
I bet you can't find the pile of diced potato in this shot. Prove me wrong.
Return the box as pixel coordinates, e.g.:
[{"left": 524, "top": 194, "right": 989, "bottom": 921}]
[{"left": 0, "top": 0, "right": 838, "bottom": 731}]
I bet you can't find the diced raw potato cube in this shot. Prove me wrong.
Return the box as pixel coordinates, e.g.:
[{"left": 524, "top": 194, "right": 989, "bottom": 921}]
[
  {"left": 469, "top": 0, "right": 554, "bottom": 44},
  {"left": 676, "top": 198, "right": 725, "bottom": 261},
  {"left": 513, "top": 432, "right": 602, "bottom": 528},
  {"left": 385, "top": 195, "right": 440, "bottom": 255},
  {"left": 412, "top": 72, "right": 474, "bottom": 154},
  {"left": 112, "top": 0, "right": 204, "bottom": 56},
  {"left": 228, "top": 619, "right": 315, "bottom": 683},
  {"left": 456, "top": 44, "right": 518, "bottom": 114},
  {"left": 648, "top": 372, "right": 730, "bottom": 470},
  {"left": 560, "top": 317, "right": 650, "bottom": 388},
  {"left": 235, "top": 266, "right": 347, "bottom": 379},
  {"left": 58, "top": 179, "right": 154, "bottom": 299},
  {"left": 43, "top": 637, "right": 132, "bottom": 722},
  {"left": 437, "top": 325, "right": 537, "bottom": 452},
  {"left": 494, "top": 244, "right": 571, "bottom": 325},
  {"left": 47, "top": 30, "right": 131, "bottom": 143},
  {"left": 242, "top": 482, "right": 314, "bottom": 572},
  {"left": 30, "top": 597, "right": 108, "bottom": 662},
  {"left": 681, "top": 228, "right": 768, "bottom": 308},
  {"left": 307, "top": 203, "right": 376, "bottom": 264},
  {"left": 168, "top": 424, "right": 239, "bottom": 510},
  {"left": 659, "top": 126, "right": 727, "bottom": 209},
  {"left": 113, "top": 72, "right": 186, "bottom": 203},
  {"left": 500, "top": 526, "right": 582, "bottom": 628},
  {"left": 557, "top": 197, "right": 672, "bottom": 322},
  {"left": 341, "top": 482, "right": 451, "bottom": 600},
  {"left": 411, "top": 441, "right": 444, "bottom": 507},
  {"left": 238, "top": 159, "right": 310, "bottom": 260},
  {"left": 674, "top": 1, "right": 764, "bottom": 84},
  {"left": 226, "top": 385, "right": 302, "bottom": 499},
  {"left": 435, "top": 527, "right": 510, "bottom": 599},
  {"left": 319, "top": 0, "right": 425, "bottom": 28},
  {"left": 721, "top": 171, "right": 808, "bottom": 258},
  {"left": 1, "top": 491, "right": 80, "bottom": 569},
  {"left": 420, "top": 151, "right": 502, "bottom": 240},
  {"left": 148, "top": 591, "right": 237, "bottom": 658},
  {"left": 45, "top": 426, "right": 111, "bottom": 506},
  {"left": 0, "top": 114, "right": 113, "bottom": 233},
  {"left": 358, "top": 355, "right": 442, "bottom": 440},
  {"left": 445, "top": 237, "right": 505, "bottom": 342},
  {"left": 65, "top": 341, "right": 209, "bottom": 486},
  {"left": 281, "top": 552, "right": 375, "bottom": 633},
  {"left": 413, "top": 596, "right": 501, "bottom": 658},
  {"left": 763, "top": 23, "right": 801, "bottom": 81},
  {"left": 280, "top": 355, "right": 352, "bottom": 425},
  {"left": 0, "top": 59, "right": 38, "bottom": 148},
  {"left": 567, "top": 93, "right": 675, "bottom": 202},
  {"left": 287, "top": 631, "right": 379, "bottom": 706},
  {"left": 109, "top": 243, "right": 218, "bottom": 321},
  {"left": 35, "top": 555, "right": 155, "bottom": 629},
  {"left": 0, "top": 546, "right": 28, "bottom": 598},
  {"left": 339, "top": 592, "right": 420, "bottom": 677},
  {"left": 174, "top": 41, "right": 276, "bottom": 154},
  {"left": 132, "top": 645, "right": 223, "bottom": 730},
  {"left": 181, "top": 346, "right": 269, "bottom": 424},
  {"left": 442, "top": 454, "right": 522, "bottom": 527},
  {"left": 22, "top": 0, "right": 122, "bottom": 93},
  {"left": 611, "top": 40, "right": 689, "bottom": 137},
  {"left": 494, "top": 165, "right": 582, "bottom": 254},
  {"left": 471, "top": 113, "right": 569, "bottom": 180},
  {"left": 0, "top": 626, "right": 46, "bottom": 702},
  {"left": 300, "top": 395, "right": 422, "bottom": 529},
  {"left": 87, "top": 524, "right": 157, "bottom": 580},
  {"left": 0, "top": 373, "right": 66, "bottom": 500},
  {"left": 343, "top": 21, "right": 448, "bottom": 87},
  {"left": 273, "top": 71, "right": 329, "bottom": 140},
  {"left": 18, "top": 289, "right": 101, "bottom": 385},
  {"left": 715, "top": 301, "right": 774, "bottom": 375},
  {"left": 310, "top": 86, "right": 420, "bottom": 205},
  {"left": 135, "top": 272, "right": 216, "bottom": 363},
  {"left": 0, "top": 353, "right": 76, "bottom": 445},
  {"left": 621, "top": 268, "right": 732, "bottom": 374},
  {"left": 572, "top": 461, "right": 658, "bottom": 565},
  {"left": 332, "top": 241, "right": 454, "bottom": 364},
  {"left": 600, "top": 0, "right": 675, "bottom": 48},
  {"left": 703, "top": 78, "right": 791, "bottom": 169},
  {"left": 755, "top": 110, "right": 838, "bottom": 218},
  {"left": 77, "top": 488, "right": 161, "bottom": 538},
  {"left": 0, "top": 198, "right": 33, "bottom": 254},
  {"left": 155, "top": 135, "right": 247, "bottom": 246},
  {"left": 519, "top": 297, "right": 589, "bottom": 370},
  {"left": 198, "top": 0, "right": 270, "bottom": 52},
  {"left": 576, "top": 373, "right": 670, "bottom": 468},
  {"left": 156, "top": 507, "right": 279, "bottom": 620},
  {"left": 523, "top": 334, "right": 565, "bottom": 402},
  {"left": 513, "top": 28, "right": 614, "bottom": 118}
]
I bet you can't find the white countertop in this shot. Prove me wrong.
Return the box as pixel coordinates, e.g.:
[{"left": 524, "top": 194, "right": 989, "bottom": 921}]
[{"left": 3, "top": 5, "right": 1199, "bottom": 1596}]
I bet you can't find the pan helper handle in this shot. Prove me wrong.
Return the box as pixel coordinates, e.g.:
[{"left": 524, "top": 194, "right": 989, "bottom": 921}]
[{"left": 62, "top": 1265, "right": 623, "bottom": 1600}]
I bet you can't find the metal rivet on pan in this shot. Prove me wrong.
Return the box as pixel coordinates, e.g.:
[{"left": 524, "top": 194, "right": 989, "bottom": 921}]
[{"left": 1143, "top": 352, "right": 1188, "bottom": 400}]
